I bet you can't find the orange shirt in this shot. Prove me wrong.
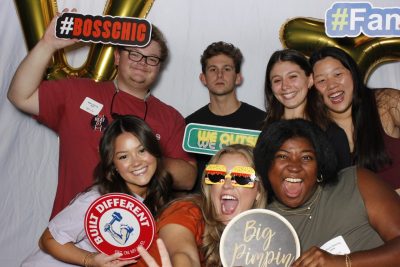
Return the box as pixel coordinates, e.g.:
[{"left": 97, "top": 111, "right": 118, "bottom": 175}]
[{"left": 157, "top": 201, "right": 205, "bottom": 263}]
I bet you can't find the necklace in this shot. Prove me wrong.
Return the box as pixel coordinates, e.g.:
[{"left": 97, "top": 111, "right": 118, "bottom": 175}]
[
  {"left": 111, "top": 79, "right": 149, "bottom": 121},
  {"left": 272, "top": 185, "right": 323, "bottom": 220}
]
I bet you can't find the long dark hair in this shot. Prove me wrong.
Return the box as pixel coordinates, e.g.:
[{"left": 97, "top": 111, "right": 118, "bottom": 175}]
[
  {"left": 264, "top": 49, "right": 329, "bottom": 129},
  {"left": 93, "top": 115, "right": 172, "bottom": 216},
  {"left": 309, "top": 46, "right": 391, "bottom": 171}
]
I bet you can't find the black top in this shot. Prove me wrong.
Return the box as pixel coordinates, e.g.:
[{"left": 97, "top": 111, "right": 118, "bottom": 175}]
[
  {"left": 185, "top": 102, "right": 266, "bottom": 192},
  {"left": 325, "top": 122, "right": 352, "bottom": 171}
]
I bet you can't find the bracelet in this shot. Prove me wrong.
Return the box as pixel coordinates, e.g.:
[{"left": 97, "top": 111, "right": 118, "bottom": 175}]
[
  {"left": 83, "top": 252, "right": 95, "bottom": 267},
  {"left": 345, "top": 254, "right": 352, "bottom": 267}
]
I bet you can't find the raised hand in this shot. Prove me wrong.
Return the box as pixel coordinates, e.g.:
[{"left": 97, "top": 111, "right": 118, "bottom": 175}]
[
  {"left": 138, "top": 239, "right": 172, "bottom": 267},
  {"left": 40, "top": 8, "right": 79, "bottom": 51}
]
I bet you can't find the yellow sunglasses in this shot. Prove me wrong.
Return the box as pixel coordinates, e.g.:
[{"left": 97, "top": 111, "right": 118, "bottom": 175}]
[{"left": 204, "top": 164, "right": 259, "bottom": 188}]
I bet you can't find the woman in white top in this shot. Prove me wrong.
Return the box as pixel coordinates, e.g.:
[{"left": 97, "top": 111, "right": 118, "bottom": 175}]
[{"left": 21, "top": 115, "right": 173, "bottom": 267}]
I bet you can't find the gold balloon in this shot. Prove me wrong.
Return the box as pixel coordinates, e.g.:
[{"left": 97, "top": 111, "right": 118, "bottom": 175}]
[
  {"left": 280, "top": 17, "right": 400, "bottom": 83},
  {"left": 14, "top": 0, "right": 154, "bottom": 81},
  {"left": 14, "top": 0, "right": 57, "bottom": 51}
]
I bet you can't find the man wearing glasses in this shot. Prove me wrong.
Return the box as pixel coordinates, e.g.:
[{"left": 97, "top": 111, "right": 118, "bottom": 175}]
[{"left": 8, "top": 14, "right": 196, "bottom": 219}]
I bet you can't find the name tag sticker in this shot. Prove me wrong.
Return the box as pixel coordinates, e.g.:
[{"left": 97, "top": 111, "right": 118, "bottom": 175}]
[
  {"left": 80, "top": 97, "right": 103, "bottom": 116},
  {"left": 320, "top": 235, "right": 351, "bottom": 255}
]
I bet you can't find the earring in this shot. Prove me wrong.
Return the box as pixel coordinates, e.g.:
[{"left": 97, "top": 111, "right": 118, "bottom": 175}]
[{"left": 317, "top": 174, "right": 323, "bottom": 183}]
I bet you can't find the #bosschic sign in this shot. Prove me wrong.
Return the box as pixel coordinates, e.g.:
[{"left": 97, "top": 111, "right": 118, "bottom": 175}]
[
  {"left": 220, "top": 209, "right": 300, "bottom": 267},
  {"left": 55, "top": 12, "right": 152, "bottom": 47},
  {"left": 85, "top": 193, "right": 155, "bottom": 260}
]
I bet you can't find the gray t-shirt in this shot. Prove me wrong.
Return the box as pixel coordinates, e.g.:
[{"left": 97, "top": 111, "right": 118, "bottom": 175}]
[{"left": 268, "top": 166, "right": 384, "bottom": 252}]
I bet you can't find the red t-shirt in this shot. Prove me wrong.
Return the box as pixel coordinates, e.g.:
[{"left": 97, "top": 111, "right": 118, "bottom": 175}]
[{"left": 37, "top": 78, "right": 192, "bottom": 218}]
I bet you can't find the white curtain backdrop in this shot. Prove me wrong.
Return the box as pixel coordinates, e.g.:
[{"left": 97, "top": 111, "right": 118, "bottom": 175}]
[{"left": 1, "top": 0, "right": 399, "bottom": 266}]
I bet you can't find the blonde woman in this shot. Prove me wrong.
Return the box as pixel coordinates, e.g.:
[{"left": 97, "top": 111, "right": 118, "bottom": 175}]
[{"left": 156, "top": 144, "right": 268, "bottom": 267}]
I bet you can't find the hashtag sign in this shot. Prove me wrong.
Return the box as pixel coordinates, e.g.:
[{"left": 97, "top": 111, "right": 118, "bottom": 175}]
[
  {"left": 55, "top": 12, "right": 151, "bottom": 47},
  {"left": 59, "top": 16, "right": 74, "bottom": 35},
  {"left": 55, "top": 13, "right": 76, "bottom": 39},
  {"left": 331, "top": 8, "right": 349, "bottom": 31}
]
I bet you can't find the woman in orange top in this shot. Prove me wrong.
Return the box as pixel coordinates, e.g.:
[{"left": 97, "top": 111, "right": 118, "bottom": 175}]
[{"left": 155, "top": 144, "right": 268, "bottom": 267}]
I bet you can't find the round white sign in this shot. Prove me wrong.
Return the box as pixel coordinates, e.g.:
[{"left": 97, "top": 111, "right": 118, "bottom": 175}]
[{"left": 220, "top": 209, "right": 300, "bottom": 267}]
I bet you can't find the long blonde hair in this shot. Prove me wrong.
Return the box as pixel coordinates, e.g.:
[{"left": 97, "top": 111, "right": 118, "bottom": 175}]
[{"left": 200, "top": 144, "right": 268, "bottom": 267}]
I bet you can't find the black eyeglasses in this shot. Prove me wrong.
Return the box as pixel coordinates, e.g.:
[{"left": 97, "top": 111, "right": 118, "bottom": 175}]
[{"left": 120, "top": 47, "right": 161, "bottom": 66}]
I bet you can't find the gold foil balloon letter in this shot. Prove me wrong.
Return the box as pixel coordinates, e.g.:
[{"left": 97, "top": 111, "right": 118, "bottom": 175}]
[
  {"left": 280, "top": 17, "right": 400, "bottom": 82},
  {"left": 14, "top": 0, "right": 154, "bottom": 81}
]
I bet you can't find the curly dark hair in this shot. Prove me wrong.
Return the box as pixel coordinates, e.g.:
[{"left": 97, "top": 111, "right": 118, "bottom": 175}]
[
  {"left": 93, "top": 115, "right": 172, "bottom": 216},
  {"left": 200, "top": 41, "right": 243, "bottom": 74},
  {"left": 253, "top": 119, "right": 338, "bottom": 202},
  {"left": 309, "top": 46, "right": 391, "bottom": 172}
]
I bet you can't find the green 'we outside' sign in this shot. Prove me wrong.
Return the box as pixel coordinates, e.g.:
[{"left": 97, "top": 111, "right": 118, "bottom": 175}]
[{"left": 183, "top": 123, "right": 261, "bottom": 155}]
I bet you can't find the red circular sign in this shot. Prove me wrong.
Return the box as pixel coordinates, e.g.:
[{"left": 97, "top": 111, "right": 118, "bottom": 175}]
[{"left": 84, "top": 193, "right": 155, "bottom": 260}]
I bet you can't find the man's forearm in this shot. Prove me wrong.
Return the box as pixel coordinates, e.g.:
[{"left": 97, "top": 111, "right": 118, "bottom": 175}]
[
  {"left": 8, "top": 40, "right": 56, "bottom": 115},
  {"left": 164, "top": 158, "right": 197, "bottom": 191}
]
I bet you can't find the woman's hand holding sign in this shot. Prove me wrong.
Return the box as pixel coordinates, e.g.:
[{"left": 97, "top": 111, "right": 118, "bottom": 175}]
[
  {"left": 84, "top": 252, "right": 137, "bottom": 267},
  {"left": 291, "top": 246, "right": 346, "bottom": 267}
]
